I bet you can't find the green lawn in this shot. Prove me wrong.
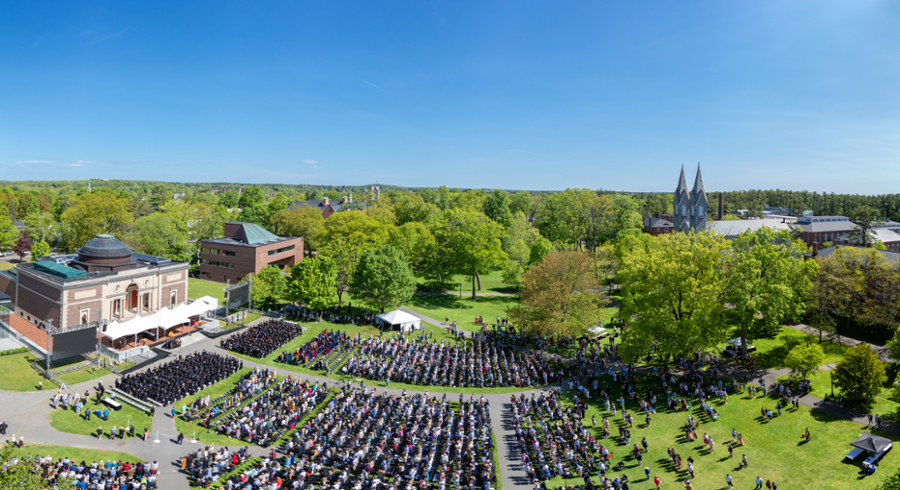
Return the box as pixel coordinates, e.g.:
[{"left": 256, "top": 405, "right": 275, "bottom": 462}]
[
  {"left": 781, "top": 363, "right": 900, "bottom": 420},
  {"left": 0, "top": 261, "right": 15, "bottom": 270},
  {"left": 17, "top": 443, "right": 139, "bottom": 463},
  {"left": 226, "top": 319, "right": 536, "bottom": 394},
  {"left": 0, "top": 353, "right": 114, "bottom": 392},
  {"left": 535, "top": 373, "right": 899, "bottom": 490},
  {"left": 405, "top": 295, "right": 520, "bottom": 333},
  {"left": 48, "top": 395, "right": 153, "bottom": 439},
  {"left": 188, "top": 277, "right": 227, "bottom": 302},
  {"left": 418, "top": 269, "right": 517, "bottom": 294},
  {"left": 713, "top": 327, "right": 848, "bottom": 369},
  {"left": 174, "top": 368, "right": 256, "bottom": 446}
]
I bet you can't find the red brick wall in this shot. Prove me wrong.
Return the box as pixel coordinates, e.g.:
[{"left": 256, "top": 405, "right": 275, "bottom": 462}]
[
  {"left": 65, "top": 300, "right": 103, "bottom": 326},
  {"left": 199, "top": 236, "right": 303, "bottom": 283}
]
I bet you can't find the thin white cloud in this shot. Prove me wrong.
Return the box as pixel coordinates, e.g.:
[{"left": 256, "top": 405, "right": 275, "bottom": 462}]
[
  {"left": 68, "top": 163, "right": 84, "bottom": 167},
  {"left": 11, "top": 160, "right": 54, "bottom": 165},
  {"left": 302, "top": 160, "right": 317, "bottom": 164},
  {"left": 361, "top": 79, "right": 386, "bottom": 93}
]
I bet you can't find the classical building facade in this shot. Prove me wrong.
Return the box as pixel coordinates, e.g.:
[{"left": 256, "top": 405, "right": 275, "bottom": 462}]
[
  {"left": 0, "top": 234, "right": 189, "bottom": 329},
  {"left": 673, "top": 165, "right": 709, "bottom": 233},
  {"left": 198, "top": 222, "right": 304, "bottom": 283}
]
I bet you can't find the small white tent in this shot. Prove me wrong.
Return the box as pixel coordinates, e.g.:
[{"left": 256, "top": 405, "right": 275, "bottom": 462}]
[{"left": 376, "top": 310, "right": 422, "bottom": 332}]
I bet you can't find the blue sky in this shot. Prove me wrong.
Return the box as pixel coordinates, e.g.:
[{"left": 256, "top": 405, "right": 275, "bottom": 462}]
[{"left": 1, "top": 1, "right": 897, "bottom": 193}]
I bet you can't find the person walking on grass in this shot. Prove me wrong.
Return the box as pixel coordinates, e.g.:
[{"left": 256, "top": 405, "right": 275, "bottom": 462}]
[
  {"left": 726, "top": 474, "right": 734, "bottom": 488},
  {"left": 755, "top": 476, "right": 763, "bottom": 489},
  {"left": 645, "top": 467, "right": 651, "bottom": 480}
]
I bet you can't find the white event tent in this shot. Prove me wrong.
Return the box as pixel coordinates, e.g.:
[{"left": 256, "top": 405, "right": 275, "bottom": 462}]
[
  {"left": 376, "top": 309, "right": 422, "bottom": 332},
  {"left": 103, "top": 295, "right": 219, "bottom": 341}
]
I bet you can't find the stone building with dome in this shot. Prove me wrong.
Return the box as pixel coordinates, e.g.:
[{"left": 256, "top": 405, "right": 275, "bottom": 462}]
[{"left": 0, "top": 234, "right": 189, "bottom": 329}]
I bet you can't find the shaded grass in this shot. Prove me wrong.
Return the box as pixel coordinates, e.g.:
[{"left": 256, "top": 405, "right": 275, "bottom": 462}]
[
  {"left": 714, "top": 328, "right": 848, "bottom": 369},
  {"left": 48, "top": 395, "right": 153, "bottom": 439},
  {"left": 783, "top": 364, "right": 900, "bottom": 418},
  {"left": 418, "top": 270, "right": 517, "bottom": 294},
  {"left": 188, "top": 457, "right": 261, "bottom": 490},
  {"left": 18, "top": 443, "right": 139, "bottom": 463},
  {"left": 535, "top": 372, "right": 899, "bottom": 490}
]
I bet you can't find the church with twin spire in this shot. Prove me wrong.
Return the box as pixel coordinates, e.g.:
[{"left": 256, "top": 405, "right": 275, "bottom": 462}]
[{"left": 673, "top": 164, "right": 709, "bottom": 233}]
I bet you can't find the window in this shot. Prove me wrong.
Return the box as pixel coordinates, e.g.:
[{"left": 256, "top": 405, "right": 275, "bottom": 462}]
[
  {"left": 682, "top": 205, "right": 686, "bottom": 215},
  {"left": 80, "top": 308, "right": 89, "bottom": 325},
  {"left": 699, "top": 206, "right": 704, "bottom": 216},
  {"left": 268, "top": 244, "right": 296, "bottom": 256},
  {"left": 171, "top": 289, "right": 177, "bottom": 308},
  {"left": 143, "top": 294, "right": 149, "bottom": 311},
  {"left": 222, "top": 250, "right": 236, "bottom": 257},
  {"left": 202, "top": 259, "right": 235, "bottom": 269}
]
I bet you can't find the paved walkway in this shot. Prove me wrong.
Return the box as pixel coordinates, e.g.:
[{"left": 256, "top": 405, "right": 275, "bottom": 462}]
[
  {"left": 785, "top": 323, "right": 897, "bottom": 362},
  {"left": 2, "top": 325, "right": 898, "bottom": 490}
]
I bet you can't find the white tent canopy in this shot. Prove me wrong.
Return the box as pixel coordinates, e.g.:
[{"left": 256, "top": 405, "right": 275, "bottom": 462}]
[
  {"left": 376, "top": 310, "right": 422, "bottom": 332},
  {"left": 102, "top": 296, "right": 220, "bottom": 341}
]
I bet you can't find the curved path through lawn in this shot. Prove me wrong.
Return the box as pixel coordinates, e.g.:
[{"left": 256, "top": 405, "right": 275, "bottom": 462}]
[{"left": 0, "top": 321, "right": 896, "bottom": 490}]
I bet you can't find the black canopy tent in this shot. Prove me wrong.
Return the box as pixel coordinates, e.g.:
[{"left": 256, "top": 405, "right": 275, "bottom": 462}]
[{"left": 851, "top": 433, "right": 892, "bottom": 454}]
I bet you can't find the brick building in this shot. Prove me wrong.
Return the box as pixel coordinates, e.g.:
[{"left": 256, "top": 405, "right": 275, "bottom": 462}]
[
  {"left": 0, "top": 234, "right": 189, "bottom": 329},
  {"left": 290, "top": 196, "right": 364, "bottom": 219},
  {"left": 642, "top": 215, "right": 674, "bottom": 236},
  {"left": 833, "top": 228, "right": 900, "bottom": 252},
  {"left": 198, "top": 222, "right": 303, "bottom": 283},
  {"left": 791, "top": 215, "right": 857, "bottom": 247}
]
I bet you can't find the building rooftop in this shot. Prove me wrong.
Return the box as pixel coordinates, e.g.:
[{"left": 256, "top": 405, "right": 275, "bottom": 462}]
[
  {"left": 203, "top": 222, "right": 296, "bottom": 248},
  {"left": 708, "top": 219, "right": 793, "bottom": 238},
  {"left": 792, "top": 220, "right": 859, "bottom": 233}
]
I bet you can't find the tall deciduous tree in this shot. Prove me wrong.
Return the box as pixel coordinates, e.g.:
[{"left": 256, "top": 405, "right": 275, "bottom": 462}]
[
  {"left": 617, "top": 231, "right": 731, "bottom": 360},
  {"left": 724, "top": 227, "right": 818, "bottom": 356},
  {"left": 0, "top": 212, "right": 19, "bottom": 251},
  {"left": 239, "top": 186, "right": 266, "bottom": 208},
  {"left": 130, "top": 213, "right": 190, "bottom": 261},
  {"left": 30, "top": 239, "right": 50, "bottom": 262},
  {"left": 12, "top": 231, "right": 32, "bottom": 260},
  {"left": 350, "top": 244, "right": 417, "bottom": 313},
  {"left": 287, "top": 256, "right": 338, "bottom": 310},
  {"left": 507, "top": 250, "right": 607, "bottom": 337},
  {"left": 23, "top": 211, "right": 55, "bottom": 242},
  {"left": 784, "top": 343, "right": 825, "bottom": 380},
  {"left": 846, "top": 205, "right": 883, "bottom": 247},
  {"left": 833, "top": 343, "right": 886, "bottom": 409},
  {"left": 248, "top": 265, "right": 287, "bottom": 310},
  {"left": 386, "top": 222, "right": 434, "bottom": 276},
  {"left": 807, "top": 255, "right": 855, "bottom": 343},
  {"left": 318, "top": 211, "right": 390, "bottom": 304},
  {"left": 60, "top": 191, "right": 134, "bottom": 251},
  {"left": 270, "top": 205, "right": 325, "bottom": 254},
  {"left": 432, "top": 208, "right": 506, "bottom": 299},
  {"left": 483, "top": 189, "right": 513, "bottom": 228}
]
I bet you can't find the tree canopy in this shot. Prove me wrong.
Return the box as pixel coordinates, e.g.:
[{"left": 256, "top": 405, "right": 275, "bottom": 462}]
[
  {"left": 350, "top": 244, "right": 417, "bottom": 313},
  {"left": 287, "top": 256, "right": 338, "bottom": 310},
  {"left": 507, "top": 250, "right": 608, "bottom": 337}
]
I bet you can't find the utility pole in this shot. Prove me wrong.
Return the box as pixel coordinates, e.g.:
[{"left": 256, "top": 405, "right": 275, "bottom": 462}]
[{"left": 45, "top": 318, "right": 53, "bottom": 378}]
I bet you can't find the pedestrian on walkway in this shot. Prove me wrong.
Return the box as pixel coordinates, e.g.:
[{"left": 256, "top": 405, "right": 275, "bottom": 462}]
[
  {"left": 110, "top": 425, "right": 117, "bottom": 440},
  {"left": 177, "top": 433, "right": 184, "bottom": 444},
  {"left": 868, "top": 414, "right": 873, "bottom": 426},
  {"left": 96, "top": 427, "right": 103, "bottom": 440}
]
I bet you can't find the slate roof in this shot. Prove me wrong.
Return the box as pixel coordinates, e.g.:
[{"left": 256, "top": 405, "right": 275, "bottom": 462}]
[
  {"left": 792, "top": 221, "right": 859, "bottom": 233},
  {"left": 806, "top": 245, "right": 900, "bottom": 264},
  {"left": 647, "top": 217, "right": 674, "bottom": 228}
]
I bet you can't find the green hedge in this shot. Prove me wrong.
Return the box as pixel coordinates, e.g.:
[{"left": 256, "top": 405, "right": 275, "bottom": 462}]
[{"left": 0, "top": 347, "right": 28, "bottom": 357}]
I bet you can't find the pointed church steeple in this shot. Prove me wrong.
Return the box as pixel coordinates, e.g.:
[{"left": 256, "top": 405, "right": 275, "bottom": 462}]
[
  {"left": 673, "top": 165, "right": 691, "bottom": 232},
  {"left": 690, "top": 163, "right": 709, "bottom": 231}
]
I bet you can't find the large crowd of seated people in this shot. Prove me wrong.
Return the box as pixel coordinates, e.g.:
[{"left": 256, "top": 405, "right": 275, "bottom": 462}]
[
  {"left": 180, "top": 445, "right": 253, "bottom": 488},
  {"left": 10, "top": 449, "right": 160, "bottom": 489},
  {"left": 208, "top": 375, "right": 330, "bottom": 447},
  {"left": 342, "top": 333, "right": 557, "bottom": 388},
  {"left": 276, "top": 330, "right": 360, "bottom": 372},
  {"left": 116, "top": 351, "right": 241, "bottom": 406},
  {"left": 204, "top": 388, "right": 497, "bottom": 490},
  {"left": 221, "top": 320, "right": 304, "bottom": 358}
]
